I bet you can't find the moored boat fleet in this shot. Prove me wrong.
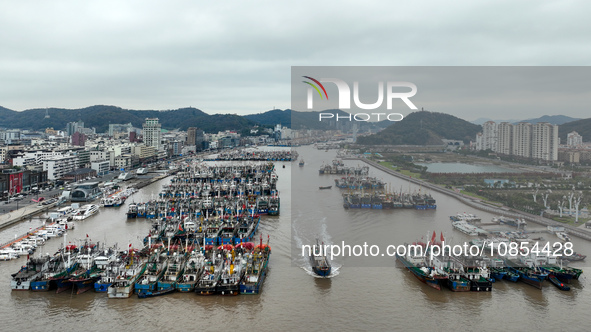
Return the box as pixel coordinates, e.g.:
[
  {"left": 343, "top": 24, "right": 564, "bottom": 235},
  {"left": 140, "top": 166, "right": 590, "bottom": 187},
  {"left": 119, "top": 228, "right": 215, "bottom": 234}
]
[
  {"left": 10, "top": 163, "right": 275, "bottom": 297},
  {"left": 396, "top": 232, "right": 583, "bottom": 292}
]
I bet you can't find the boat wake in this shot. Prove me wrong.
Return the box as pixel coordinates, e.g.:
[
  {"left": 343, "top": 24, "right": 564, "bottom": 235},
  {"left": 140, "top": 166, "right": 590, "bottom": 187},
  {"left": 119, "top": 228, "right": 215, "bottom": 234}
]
[{"left": 301, "top": 264, "right": 341, "bottom": 278}]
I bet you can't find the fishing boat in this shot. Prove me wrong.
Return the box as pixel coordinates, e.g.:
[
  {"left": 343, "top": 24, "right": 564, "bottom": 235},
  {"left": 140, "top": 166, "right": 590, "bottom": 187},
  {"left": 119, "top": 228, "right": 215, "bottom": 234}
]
[
  {"left": 548, "top": 274, "right": 570, "bottom": 291},
  {"left": 490, "top": 267, "right": 508, "bottom": 282},
  {"left": 94, "top": 257, "right": 121, "bottom": 292},
  {"left": 68, "top": 246, "right": 103, "bottom": 294},
  {"left": 504, "top": 259, "right": 547, "bottom": 289},
  {"left": 298, "top": 159, "right": 305, "bottom": 167},
  {"left": 157, "top": 252, "right": 187, "bottom": 291},
  {"left": 233, "top": 215, "right": 260, "bottom": 244},
  {"left": 135, "top": 251, "right": 167, "bottom": 293},
  {"left": 268, "top": 196, "right": 280, "bottom": 216},
  {"left": 445, "top": 269, "right": 471, "bottom": 292},
  {"left": 107, "top": 251, "right": 147, "bottom": 299},
  {"left": 539, "top": 264, "right": 582, "bottom": 283},
  {"left": 48, "top": 246, "right": 80, "bottom": 294},
  {"left": 11, "top": 255, "right": 51, "bottom": 291},
  {"left": 195, "top": 253, "right": 224, "bottom": 295},
  {"left": 127, "top": 204, "right": 138, "bottom": 218},
  {"left": 309, "top": 239, "right": 331, "bottom": 277},
  {"left": 463, "top": 267, "right": 492, "bottom": 292},
  {"left": 220, "top": 223, "right": 238, "bottom": 245},
  {"left": 395, "top": 253, "right": 447, "bottom": 290},
  {"left": 564, "top": 252, "right": 587, "bottom": 262},
  {"left": 137, "top": 286, "right": 176, "bottom": 298},
  {"left": 240, "top": 240, "right": 270, "bottom": 294},
  {"left": 176, "top": 251, "right": 206, "bottom": 292},
  {"left": 30, "top": 249, "right": 75, "bottom": 291},
  {"left": 217, "top": 250, "right": 247, "bottom": 295}
]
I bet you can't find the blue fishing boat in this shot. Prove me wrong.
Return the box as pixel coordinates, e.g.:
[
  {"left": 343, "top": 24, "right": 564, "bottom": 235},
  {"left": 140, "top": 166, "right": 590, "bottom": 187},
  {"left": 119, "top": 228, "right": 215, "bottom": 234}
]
[
  {"left": 240, "top": 240, "right": 270, "bottom": 295},
  {"left": 548, "top": 274, "right": 570, "bottom": 291},
  {"left": 309, "top": 239, "right": 331, "bottom": 277},
  {"left": 138, "top": 286, "right": 175, "bottom": 298}
]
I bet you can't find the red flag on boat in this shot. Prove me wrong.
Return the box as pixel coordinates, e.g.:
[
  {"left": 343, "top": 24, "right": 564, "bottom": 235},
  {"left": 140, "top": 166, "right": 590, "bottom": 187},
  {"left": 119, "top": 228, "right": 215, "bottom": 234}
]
[
  {"left": 129, "top": 243, "right": 132, "bottom": 248},
  {"left": 440, "top": 232, "right": 444, "bottom": 243},
  {"left": 431, "top": 231, "right": 436, "bottom": 243},
  {"left": 86, "top": 234, "right": 89, "bottom": 238}
]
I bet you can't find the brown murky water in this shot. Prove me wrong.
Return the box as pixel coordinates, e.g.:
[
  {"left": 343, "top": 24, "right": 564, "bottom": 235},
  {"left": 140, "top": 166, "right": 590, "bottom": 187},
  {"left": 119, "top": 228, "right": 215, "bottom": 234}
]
[{"left": 1, "top": 146, "right": 588, "bottom": 331}]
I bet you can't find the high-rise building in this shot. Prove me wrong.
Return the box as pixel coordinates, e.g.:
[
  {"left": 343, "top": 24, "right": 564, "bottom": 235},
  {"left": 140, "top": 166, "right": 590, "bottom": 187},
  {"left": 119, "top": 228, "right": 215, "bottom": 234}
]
[
  {"left": 142, "top": 118, "right": 161, "bottom": 150},
  {"left": 531, "top": 123, "right": 558, "bottom": 161},
  {"left": 66, "top": 121, "right": 84, "bottom": 136},
  {"left": 567, "top": 131, "right": 583, "bottom": 147},
  {"left": 187, "top": 127, "right": 204, "bottom": 150},
  {"left": 512, "top": 122, "right": 531, "bottom": 158},
  {"left": 187, "top": 127, "right": 196, "bottom": 146},
  {"left": 481, "top": 121, "right": 498, "bottom": 151},
  {"left": 71, "top": 132, "right": 87, "bottom": 146},
  {"left": 496, "top": 122, "right": 513, "bottom": 155}
]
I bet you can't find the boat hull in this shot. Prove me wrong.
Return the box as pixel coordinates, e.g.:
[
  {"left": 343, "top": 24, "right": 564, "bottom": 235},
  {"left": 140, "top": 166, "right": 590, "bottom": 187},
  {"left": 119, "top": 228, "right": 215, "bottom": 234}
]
[
  {"left": 30, "top": 280, "right": 52, "bottom": 291},
  {"left": 94, "top": 282, "right": 112, "bottom": 292}
]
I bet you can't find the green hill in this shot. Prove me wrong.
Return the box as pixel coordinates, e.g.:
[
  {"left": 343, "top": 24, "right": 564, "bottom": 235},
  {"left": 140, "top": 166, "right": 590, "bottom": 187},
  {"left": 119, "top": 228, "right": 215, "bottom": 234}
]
[
  {"left": 0, "top": 105, "right": 258, "bottom": 133},
  {"left": 356, "top": 110, "right": 482, "bottom": 145}
]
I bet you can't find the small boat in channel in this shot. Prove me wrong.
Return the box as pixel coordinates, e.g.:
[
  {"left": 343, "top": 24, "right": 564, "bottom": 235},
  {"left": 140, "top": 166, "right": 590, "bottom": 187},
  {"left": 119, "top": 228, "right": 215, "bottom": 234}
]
[{"left": 309, "top": 239, "right": 331, "bottom": 277}]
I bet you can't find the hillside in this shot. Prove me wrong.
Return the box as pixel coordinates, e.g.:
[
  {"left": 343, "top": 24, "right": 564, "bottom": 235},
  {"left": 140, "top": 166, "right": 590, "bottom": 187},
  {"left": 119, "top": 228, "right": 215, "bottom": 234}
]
[
  {"left": 245, "top": 109, "right": 292, "bottom": 127},
  {"left": 559, "top": 118, "right": 591, "bottom": 142},
  {"left": 356, "top": 111, "right": 482, "bottom": 145},
  {"left": 517, "top": 115, "right": 580, "bottom": 125},
  {"left": 0, "top": 105, "right": 258, "bottom": 133},
  {"left": 246, "top": 108, "right": 390, "bottom": 132}
]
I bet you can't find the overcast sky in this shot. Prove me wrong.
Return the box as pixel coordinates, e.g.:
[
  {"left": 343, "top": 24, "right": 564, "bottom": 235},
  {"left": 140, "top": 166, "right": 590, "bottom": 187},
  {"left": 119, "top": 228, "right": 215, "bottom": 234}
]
[{"left": 1, "top": 1, "right": 590, "bottom": 120}]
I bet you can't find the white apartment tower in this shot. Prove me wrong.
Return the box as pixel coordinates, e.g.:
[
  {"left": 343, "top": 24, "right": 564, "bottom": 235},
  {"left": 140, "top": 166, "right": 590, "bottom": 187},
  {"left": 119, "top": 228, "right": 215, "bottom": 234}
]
[
  {"left": 496, "top": 122, "right": 513, "bottom": 155},
  {"left": 531, "top": 123, "right": 558, "bottom": 161},
  {"left": 481, "top": 121, "right": 498, "bottom": 151},
  {"left": 143, "top": 118, "right": 162, "bottom": 150},
  {"left": 512, "top": 122, "right": 532, "bottom": 158}
]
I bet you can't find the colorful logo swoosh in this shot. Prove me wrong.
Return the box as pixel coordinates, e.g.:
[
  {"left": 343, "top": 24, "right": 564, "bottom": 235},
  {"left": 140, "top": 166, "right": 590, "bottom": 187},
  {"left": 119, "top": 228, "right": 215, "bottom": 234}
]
[{"left": 302, "top": 76, "right": 328, "bottom": 100}]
